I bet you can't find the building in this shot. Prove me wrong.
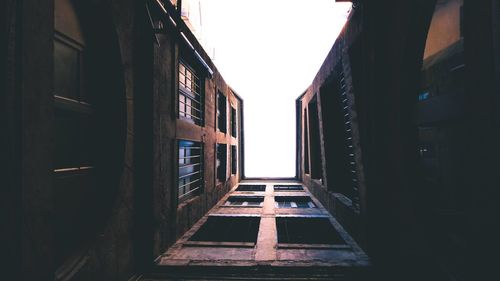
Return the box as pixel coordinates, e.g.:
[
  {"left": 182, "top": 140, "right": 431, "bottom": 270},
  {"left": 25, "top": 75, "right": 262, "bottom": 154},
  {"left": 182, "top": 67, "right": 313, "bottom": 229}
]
[
  {"left": 170, "top": 0, "right": 215, "bottom": 59},
  {"left": 2, "top": 0, "right": 242, "bottom": 279},
  {"left": 296, "top": 0, "right": 499, "bottom": 280},
  {"left": 2, "top": 0, "right": 499, "bottom": 280}
]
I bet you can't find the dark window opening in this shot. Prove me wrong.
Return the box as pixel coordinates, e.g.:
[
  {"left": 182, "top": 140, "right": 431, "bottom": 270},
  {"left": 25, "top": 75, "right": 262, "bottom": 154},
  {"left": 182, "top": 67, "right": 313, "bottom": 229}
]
[
  {"left": 54, "top": 34, "right": 93, "bottom": 171},
  {"left": 275, "top": 196, "right": 316, "bottom": 208},
  {"left": 178, "top": 140, "right": 203, "bottom": 200},
  {"left": 231, "top": 145, "right": 237, "bottom": 175},
  {"left": 274, "top": 185, "right": 304, "bottom": 191},
  {"left": 54, "top": 38, "right": 84, "bottom": 102},
  {"left": 53, "top": 31, "right": 96, "bottom": 264},
  {"left": 276, "top": 217, "right": 345, "bottom": 245},
  {"left": 236, "top": 184, "right": 266, "bottom": 192},
  {"left": 189, "top": 216, "right": 260, "bottom": 243},
  {"left": 230, "top": 106, "right": 237, "bottom": 137},
  {"left": 224, "top": 196, "right": 264, "bottom": 207},
  {"left": 217, "top": 91, "right": 227, "bottom": 133},
  {"left": 296, "top": 99, "right": 303, "bottom": 178},
  {"left": 178, "top": 61, "right": 203, "bottom": 125},
  {"left": 303, "top": 108, "right": 310, "bottom": 174},
  {"left": 319, "top": 70, "right": 358, "bottom": 202},
  {"left": 216, "top": 143, "right": 227, "bottom": 183},
  {"left": 308, "top": 96, "right": 323, "bottom": 180}
]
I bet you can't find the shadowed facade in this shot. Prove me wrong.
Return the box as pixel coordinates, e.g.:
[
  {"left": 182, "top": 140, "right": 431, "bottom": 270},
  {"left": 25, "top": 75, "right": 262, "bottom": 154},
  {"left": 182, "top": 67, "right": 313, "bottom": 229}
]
[{"left": 2, "top": 0, "right": 499, "bottom": 280}]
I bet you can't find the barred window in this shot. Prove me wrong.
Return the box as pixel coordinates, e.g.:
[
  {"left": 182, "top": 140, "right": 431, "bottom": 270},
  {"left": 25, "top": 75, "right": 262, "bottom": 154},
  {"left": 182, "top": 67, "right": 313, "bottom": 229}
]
[
  {"left": 275, "top": 196, "right": 316, "bottom": 208},
  {"left": 178, "top": 140, "right": 203, "bottom": 200},
  {"left": 179, "top": 61, "right": 203, "bottom": 125},
  {"left": 274, "top": 185, "right": 304, "bottom": 191},
  {"left": 224, "top": 196, "right": 264, "bottom": 207}
]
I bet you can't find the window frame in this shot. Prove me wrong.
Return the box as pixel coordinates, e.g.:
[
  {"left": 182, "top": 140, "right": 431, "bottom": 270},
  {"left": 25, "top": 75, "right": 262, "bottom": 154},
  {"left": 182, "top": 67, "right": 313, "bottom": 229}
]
[
  {"left": 216, "top": 91, "right": 227, "bottom": 133},
  {"left": 216, "top": 143, "right": 227, "bottom": 184},
  {"left": 231, "top": 145, "right": 237, "bottom": 175},
  {"left": 178, "top": 60, "right": 204, "bottom": 126},
  {"left": 178, "top": 139, "right": 204, "bottom": 201},
  {"left": 224, "top": 196, "right": 264, "bottom": 207},
  {"left": 275, "top": 196, "right": 317, "bottom": 209},
  {"left": 230, "top": 105, "right": 237, "bottom": 137}
]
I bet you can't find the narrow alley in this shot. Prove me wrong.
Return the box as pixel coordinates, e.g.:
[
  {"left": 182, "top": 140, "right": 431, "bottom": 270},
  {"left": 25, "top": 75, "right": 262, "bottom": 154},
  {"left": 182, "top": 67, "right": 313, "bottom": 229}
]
[{"left": 2, "top": 0, "right": 499, "bottom": 281}]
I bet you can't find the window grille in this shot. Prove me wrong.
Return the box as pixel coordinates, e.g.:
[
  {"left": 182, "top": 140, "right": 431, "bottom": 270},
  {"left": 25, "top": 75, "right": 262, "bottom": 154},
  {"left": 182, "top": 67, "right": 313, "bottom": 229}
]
[
  {"left": 275, "top": 196, "right": 316, "bottom": 208},
  {"left": 224, "top": 196, "right": 264, "bottom": 207},
  {"left": 274, "top": 185, "right": 304, "bottom": 191},
  {"left": 178, "top": 140, "right": 203, "bottom": 200},
  {"left": 179, "top": 61, "right": 203, "bottom": 125},
  {"left": 337, "top": 66, "right": 360, "bottom": 211}
]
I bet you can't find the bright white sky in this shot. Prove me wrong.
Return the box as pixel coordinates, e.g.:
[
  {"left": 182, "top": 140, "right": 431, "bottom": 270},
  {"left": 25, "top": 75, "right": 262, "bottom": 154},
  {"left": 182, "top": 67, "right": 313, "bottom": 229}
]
[{"left": 199, "top": 0, "right": 351, "bottom": 177}]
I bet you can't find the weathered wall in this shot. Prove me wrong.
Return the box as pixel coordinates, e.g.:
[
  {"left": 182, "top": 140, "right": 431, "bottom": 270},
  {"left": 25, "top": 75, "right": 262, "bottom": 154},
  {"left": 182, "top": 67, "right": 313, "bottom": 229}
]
[
  {"left": 3, "top": 0, "right": 241, "bottom": 280},
  {"left": 298, "top": 5, "right": 365, "bottom": 246},
  {"left": 5, "top": 0, "right": 149, "bottom": 279},
  {"left": 299, "top": 0, "right": 499, "bottom": 280},
  {"left": 150, "top": 0, "right": 243, "bottom": 257}
]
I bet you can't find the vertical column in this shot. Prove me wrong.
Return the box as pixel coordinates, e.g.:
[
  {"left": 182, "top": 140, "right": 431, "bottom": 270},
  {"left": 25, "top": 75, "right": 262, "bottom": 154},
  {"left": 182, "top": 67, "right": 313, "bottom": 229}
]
[{"left": 255, "top": 183, "right": 277, "bottom": 261}]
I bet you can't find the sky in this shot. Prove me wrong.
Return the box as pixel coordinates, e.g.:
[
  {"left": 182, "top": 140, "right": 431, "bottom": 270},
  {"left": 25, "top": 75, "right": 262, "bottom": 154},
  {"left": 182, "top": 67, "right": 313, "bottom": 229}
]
[{"left": 198, "top": 0, "right": 351, "bottom": 177}]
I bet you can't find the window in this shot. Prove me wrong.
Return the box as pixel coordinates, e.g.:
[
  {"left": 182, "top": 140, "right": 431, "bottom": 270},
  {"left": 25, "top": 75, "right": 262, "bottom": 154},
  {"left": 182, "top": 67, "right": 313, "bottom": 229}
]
[
  {"left": 236, "top": 184, "right": 266, "bottom": 192},
  {"left": 54, "top": 34, "right": 92, "bottom": 171},
  {"left": 178, "top": 140, "right": 203, "bottom": 200},
  {"left": 231, "top": 145, "right": 237, "bottom": 175},
  {"left": 230, "top": 106, "right": 237, "bottom": 137},
  {"left": 179, "top": 61, "right": 203, "bottom": 125},
  {"left": 275, "top": 196, "right": 316, "bottom": 208},
  {"left": 224, "top": 196, "right": 264, "bottom": 207},
  {"left": 308, "top": 95, "right": 323, "bottom": 180},
  {"left": 418, "top": 91, "right": 430, "bottom": 101},
  {"left": 319, "top": 67, "right": 359, "bottom": 207},
  {"left": 274, "top": 185, "right": 304, "bottom": 191},
  {"left": 276, "top": 217, "right": 345, "bottom": 245},
  {"left": 54, "top": 31, "right": 96, "bottom": 264},
  {"left": 303, "top": 108, "right": 310, "bottom": 174},
  {"left": 216, "top": 143, "right": 227, "bottom": 183},
  {"left": 217, "top": 91, "right": 227, "bottom": 133},
  {"left": 189, "top": 216, "right": 260, "bottom": 243}
]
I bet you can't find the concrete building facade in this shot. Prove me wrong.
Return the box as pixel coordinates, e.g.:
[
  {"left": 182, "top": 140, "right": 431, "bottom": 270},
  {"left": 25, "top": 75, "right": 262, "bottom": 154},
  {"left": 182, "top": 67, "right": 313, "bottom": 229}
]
[
  {"left": 2, "top": 0, "right": 242, "bottom": 279},
  {"left": 297, "top": 0, "right": 499, "bottom": 280},
  {"left": 2, "top": 0, "right": 499, "bottom": 280}
]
